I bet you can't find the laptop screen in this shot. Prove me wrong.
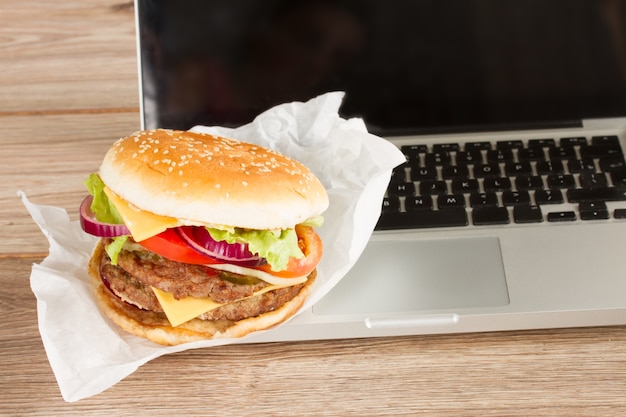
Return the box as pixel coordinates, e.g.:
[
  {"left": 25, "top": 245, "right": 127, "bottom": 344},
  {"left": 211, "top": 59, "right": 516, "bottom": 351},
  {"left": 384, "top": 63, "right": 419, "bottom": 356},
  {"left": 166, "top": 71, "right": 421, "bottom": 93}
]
[{"left": 137, "top": 0, "right": 626, "bottom": 135}]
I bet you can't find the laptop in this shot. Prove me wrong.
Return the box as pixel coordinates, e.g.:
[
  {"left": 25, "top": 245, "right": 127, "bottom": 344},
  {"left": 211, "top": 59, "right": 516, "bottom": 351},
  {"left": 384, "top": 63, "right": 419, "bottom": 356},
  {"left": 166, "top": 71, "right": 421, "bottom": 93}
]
[{"left": 134, "top": 0, "right": 626, "bottom": 342}]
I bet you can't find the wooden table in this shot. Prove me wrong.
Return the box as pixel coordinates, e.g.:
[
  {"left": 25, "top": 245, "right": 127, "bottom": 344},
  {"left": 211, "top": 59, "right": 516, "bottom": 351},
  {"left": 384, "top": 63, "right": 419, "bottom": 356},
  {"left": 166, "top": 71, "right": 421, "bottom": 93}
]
[{"left": 2, "top": 1, "right": 626, "bottom": 415}]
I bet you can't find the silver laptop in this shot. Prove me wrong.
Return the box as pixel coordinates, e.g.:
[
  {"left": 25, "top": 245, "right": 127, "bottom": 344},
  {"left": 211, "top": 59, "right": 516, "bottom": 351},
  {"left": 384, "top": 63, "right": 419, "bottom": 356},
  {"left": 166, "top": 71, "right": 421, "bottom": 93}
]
[{"left": 134, "top": 0, "right": 626, "bottom": 342}]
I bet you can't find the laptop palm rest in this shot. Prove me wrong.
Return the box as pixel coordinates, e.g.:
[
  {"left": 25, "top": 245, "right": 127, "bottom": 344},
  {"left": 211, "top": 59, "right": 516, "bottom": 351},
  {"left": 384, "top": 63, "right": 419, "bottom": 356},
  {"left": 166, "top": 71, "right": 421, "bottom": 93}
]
[{"left": 313, "top": 236, "right": 509, "bottom": 317}]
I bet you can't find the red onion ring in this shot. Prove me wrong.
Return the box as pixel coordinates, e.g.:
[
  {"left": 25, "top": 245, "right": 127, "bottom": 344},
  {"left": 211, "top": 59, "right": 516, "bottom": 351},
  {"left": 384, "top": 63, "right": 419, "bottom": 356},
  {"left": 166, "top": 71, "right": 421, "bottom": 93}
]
[
  {"left": 79, "top": 195, "right": 131, "bottom": 237},
  {"left": 175, "top": 226, "right": 266, "bottom": 267}
]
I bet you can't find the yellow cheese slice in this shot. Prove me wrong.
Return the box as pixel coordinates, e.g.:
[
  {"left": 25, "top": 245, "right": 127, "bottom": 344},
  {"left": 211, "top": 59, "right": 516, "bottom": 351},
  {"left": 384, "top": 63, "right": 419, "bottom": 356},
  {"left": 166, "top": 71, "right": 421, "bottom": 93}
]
[
  {"left": 152, "top": 287, "right": 223, "bottom": 327},
  {"left": 152, "top": 284, "right": 291, "bottom": 327},
  {"left": 103, "top": 187, "right": 179, "bottom": 241}
]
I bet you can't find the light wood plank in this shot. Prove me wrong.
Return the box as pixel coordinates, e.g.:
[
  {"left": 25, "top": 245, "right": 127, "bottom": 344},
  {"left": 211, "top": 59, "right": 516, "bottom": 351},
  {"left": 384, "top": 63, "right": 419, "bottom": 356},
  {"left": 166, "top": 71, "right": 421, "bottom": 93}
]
[
  {"left": 3, "top": 256, "right": 626, "bottom": 416},
  {"left": 0, "top": 112, "right": 140, "bottom": 254},
  {"left": 0, "top": 0, "right": 139, "bottom": 112}
]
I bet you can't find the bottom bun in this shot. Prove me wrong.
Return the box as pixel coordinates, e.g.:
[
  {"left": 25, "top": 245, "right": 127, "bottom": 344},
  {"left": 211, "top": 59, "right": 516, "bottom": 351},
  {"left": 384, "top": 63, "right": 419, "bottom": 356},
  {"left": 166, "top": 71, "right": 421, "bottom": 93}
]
[{"left": 88, "top": 243, "right": 315, "bottom": 346}]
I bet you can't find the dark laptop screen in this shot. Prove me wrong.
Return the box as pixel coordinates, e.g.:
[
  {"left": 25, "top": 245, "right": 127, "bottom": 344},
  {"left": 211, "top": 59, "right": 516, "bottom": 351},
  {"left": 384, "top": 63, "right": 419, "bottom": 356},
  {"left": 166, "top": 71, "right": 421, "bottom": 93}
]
[{"left": 137, "top": 0, "right": 626, "bottom": 135}]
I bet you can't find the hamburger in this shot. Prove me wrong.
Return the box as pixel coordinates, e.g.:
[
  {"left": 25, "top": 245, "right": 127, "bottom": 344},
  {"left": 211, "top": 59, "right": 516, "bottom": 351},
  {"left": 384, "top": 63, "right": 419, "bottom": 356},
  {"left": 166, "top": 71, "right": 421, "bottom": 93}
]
[{"left": 80, "top": 129, "right": 328, "bottom": 345}]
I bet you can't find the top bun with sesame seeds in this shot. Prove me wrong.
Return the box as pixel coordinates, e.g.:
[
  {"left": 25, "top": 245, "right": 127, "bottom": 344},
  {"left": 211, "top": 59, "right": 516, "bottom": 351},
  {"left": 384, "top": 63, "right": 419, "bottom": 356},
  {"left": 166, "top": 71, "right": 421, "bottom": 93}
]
[{"left": 98, "top": 129, "right": 328, "bottom": 230}]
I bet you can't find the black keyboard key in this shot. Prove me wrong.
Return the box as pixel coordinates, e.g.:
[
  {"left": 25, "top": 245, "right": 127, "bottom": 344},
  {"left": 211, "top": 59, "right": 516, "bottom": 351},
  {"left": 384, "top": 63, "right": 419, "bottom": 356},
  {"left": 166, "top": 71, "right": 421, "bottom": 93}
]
[
  {"left": 535, "top": 189, "right": 564, "bottom": 205},
  {"left": 547, "top": 174, "right": 576, "bottom": 189},
  {"left": 513, "top": 205, "right": 543, "bottom": 223},
  {"left": 611, "top": 168, "right": 626, "bottom": 186},
  {"left": 567, "top": 187, "right": 626, "bottom": 202},
  {"left": 433, "top": 143, "right": 460, "bottom": 152},
  {"left": 579, "top": 172, "right": 608, "bottom": 189},
  {"left": 580, "top": 144, "right": 623, "bottom": 159},
  {"left": 599, "top": 157, "right": 626, "bottom": 172},
  {"left": 405, "top": 195, "right": 433, "bottom": 211},
  {"left": 579, "top": 201, "right": 609, "bottom": 220},
  {"left": 502, "top": 190, "right": 531, "bottom": 206},
  {"left": 376, "top": 208, "right": 468, "bottom": 230},
  {"left": 528, "top": 138, "right": 556, "bottom": 148},
  {"left": 505, "top": 161, "right": 532, "bottom": 176},
  {"left": 592, "top": 135, "right": 620, "bottom": 146},
  {"left": 567, "top": 158, "right": 595, "bottom": 174},
  {"left": 470, "top": 192, "right": 499, "bottom": 207},
  {"left": 441, "top": 165, "right": 469, "bottom": 179},
  {"left": 456, "top": 150, "right": 483, "bottom": 164},
  {"left": 382, "top": 197, "right": 400, "bottom": 213},
  {"left": 391, "top": 166, "right": 407, "bottom": 182},
  {"left": 614, "top": 208, "right": 626, "bottom": 219},
  {"left": 452, "top": 178, "right": 479, "bottom": 193},
  {"left": 536, "top": 160, "right": 565, "bottom": 175},
  {"left": 472, "top": 206, "right": 510, "bottom": 225},
  {"left": 437, "top": 194, "right": 466, "bottom": 209},
  {"left": 388, "top": 182, "right": 416, "bottom": 196},
  {"left": 410, "top": 166, "right": 437, "bottom": 181},
  {"left": 518, "top": 147, "right": 545, "bottom": 161},
  {"left": 401, "top": 144, "right": 427, "bottom": 158},
  {"left": 474, "top": 163, "right": 501, "bottom": 177},
  {"left": 497, "top": 140, "right": 524, "bottom": 149},
  {"left": 549, "top": 146, "right": 576, "bottom": 159},
  {"left": 483, "top": 177, "right": 512, "bottom": 191},
  {"left": 424, "top": 152, "right": 451, "bottom": 166},
  {"left": 515, "top": 175, "right": 544, "bottom": 190},
  {"left": 548, "top": 211, "right": 577, "bottom": 222},
  {"left": 465, "top": 141, "right": 492, "bottom": 150},
  {"left": 560, "top": 136, "right": 588, "bottom": 147},
  {"left": 487, "top": 149, "right": 514, "bottom": 163},
  {"left": 419, "top": 180, "right": 448, "bottom": 195}
]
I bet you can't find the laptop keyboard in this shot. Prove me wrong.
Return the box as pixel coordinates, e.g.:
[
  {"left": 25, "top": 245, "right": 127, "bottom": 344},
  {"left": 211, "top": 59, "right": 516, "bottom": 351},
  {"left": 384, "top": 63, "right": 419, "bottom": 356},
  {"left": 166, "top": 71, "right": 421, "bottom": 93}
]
[{"left": 377, "top": 135, "right": 626, "bottom": 230}]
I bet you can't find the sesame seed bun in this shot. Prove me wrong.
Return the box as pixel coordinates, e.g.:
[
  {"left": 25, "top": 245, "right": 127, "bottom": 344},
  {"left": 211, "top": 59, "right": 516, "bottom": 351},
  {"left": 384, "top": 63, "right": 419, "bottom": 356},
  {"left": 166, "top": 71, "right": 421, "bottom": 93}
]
[{"left": 98, "top": 129, "right": 329, "bottom": 230}]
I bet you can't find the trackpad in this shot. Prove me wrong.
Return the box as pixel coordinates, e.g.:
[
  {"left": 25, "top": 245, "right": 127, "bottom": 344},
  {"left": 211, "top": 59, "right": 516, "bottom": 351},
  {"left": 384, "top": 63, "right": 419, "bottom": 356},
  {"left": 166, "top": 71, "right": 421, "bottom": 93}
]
[{"left": 313, "top": 236, "right": 509, "bottom": 315}]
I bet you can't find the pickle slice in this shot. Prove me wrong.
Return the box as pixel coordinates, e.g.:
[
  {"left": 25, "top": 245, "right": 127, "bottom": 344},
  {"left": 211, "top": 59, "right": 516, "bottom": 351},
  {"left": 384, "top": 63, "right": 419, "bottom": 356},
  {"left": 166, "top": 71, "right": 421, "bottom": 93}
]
[{"left": 219, "top": 271, "right": 262, "bottom": 286}]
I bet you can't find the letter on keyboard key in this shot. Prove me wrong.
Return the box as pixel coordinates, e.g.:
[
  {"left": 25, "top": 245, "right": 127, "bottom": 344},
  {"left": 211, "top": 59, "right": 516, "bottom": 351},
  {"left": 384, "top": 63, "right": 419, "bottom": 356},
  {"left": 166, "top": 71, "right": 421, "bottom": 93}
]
[
  {"left": 388, "top": 182, "right": 415, "bottom": 196},
  {"left": 375, "top": 208, "right": 468, "bottom": 230}
]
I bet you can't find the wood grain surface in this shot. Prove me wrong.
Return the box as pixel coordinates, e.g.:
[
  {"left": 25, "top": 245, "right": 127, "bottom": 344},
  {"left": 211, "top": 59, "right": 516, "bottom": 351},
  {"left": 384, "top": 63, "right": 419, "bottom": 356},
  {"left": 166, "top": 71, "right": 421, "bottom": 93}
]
[{"left": 2, "top": 1, "right": 626, "bottom": 415}]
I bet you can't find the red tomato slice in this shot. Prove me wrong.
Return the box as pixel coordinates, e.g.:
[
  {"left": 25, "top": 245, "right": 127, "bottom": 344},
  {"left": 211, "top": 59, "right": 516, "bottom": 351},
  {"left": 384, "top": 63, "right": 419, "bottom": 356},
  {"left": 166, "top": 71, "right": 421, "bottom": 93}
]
[
  {"left": 137, "top": 229, "right": 220, "bottom": 265},
  {"left": 255, "top": 225, "right": 323, "bottom": 278}
]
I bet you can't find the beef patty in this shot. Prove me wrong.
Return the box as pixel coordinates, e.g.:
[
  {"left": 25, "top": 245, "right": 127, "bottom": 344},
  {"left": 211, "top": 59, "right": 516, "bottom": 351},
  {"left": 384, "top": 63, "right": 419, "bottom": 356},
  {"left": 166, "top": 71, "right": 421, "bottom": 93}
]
[{"left": 97, "top": 241, "right": 307, "bottom": 322}]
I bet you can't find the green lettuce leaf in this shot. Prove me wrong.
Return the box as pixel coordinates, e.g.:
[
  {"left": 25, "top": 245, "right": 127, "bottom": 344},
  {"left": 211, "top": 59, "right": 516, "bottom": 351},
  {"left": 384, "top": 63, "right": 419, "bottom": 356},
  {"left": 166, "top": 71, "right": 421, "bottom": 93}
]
[
  {"left": 105, "top": 235, "right": 129, "bottom": 265},
  {"left": 84, "top": 173, "right": 124, "bottom": 224},
  {"left": 299, "top": 215, "right": 324, "bottom": 228},
  {"left": 208, "top": 227, "right": 304, "bottom": 272},
  {"left": 84, "top": 173, "right": 127, "bottom": 265}
]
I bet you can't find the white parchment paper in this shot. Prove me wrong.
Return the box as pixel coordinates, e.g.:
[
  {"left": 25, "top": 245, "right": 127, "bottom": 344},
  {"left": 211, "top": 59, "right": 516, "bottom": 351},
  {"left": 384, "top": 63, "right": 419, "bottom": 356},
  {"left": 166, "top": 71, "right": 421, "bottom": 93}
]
[{"left": 22, "top": 92, "right": 405, "bottom": 402}]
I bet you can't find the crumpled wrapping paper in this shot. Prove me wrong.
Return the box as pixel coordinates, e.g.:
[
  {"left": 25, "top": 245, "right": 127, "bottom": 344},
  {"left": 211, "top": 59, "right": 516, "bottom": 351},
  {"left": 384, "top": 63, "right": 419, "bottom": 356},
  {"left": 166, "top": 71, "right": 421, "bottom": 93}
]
[{"left": 22, "top": 92, "right": 405, "bottom": 402}]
